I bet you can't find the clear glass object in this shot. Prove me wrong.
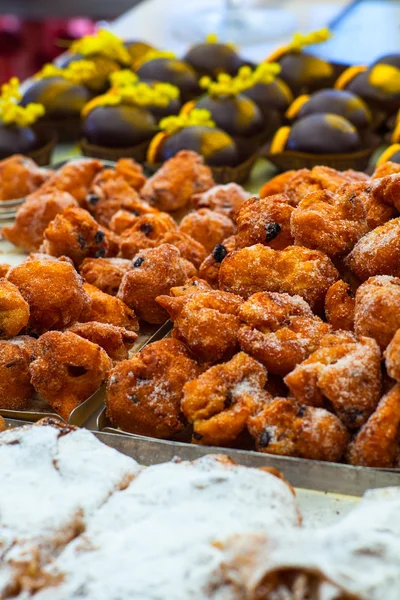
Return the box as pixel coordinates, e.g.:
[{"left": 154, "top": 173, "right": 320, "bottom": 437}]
[{"left": 171, "top": 0, "right": 297, "bottom": 46}]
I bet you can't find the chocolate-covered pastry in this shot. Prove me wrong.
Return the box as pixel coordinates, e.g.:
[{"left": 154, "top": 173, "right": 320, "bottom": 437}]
[
  {"left": 147, "top": 109, "right": 238, "bottom": 167},
  {"left": 372, "top": 53, "right": 400, "bottom": 69},
  {"left": 271, "top": 113, "right": 361, "bottom": 155},
  {"left": 238, "top": 63, "right": 293, "bottom": 120},
  {"left": 265, "top": 28, "right": 337, "bottom": 95},
  {"left": 286, "top": 89, "right": 372, "bottom": 131},
  {"left": 82, "top": 105, "right": 156, "bottom": 148},
  {"left": 135, "top": 51, "right": 200, "bottom": 102},
  {"left": 183, "top": 34, "right": 243, "bottom": 78}
]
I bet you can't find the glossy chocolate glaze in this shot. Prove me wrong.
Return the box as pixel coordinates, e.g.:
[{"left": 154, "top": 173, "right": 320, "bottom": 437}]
[{"left": 82, "top": 105, "right": 157, "bottom": 147}]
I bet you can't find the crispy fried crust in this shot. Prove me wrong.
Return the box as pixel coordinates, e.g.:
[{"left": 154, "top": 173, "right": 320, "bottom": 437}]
[
  {"left": 106, "top": 339, "right": 200, "bottom": 437},
  {"left": 83, "top": 283, "right": 139, "bottom": 333},
  {"left": 219, "top": 244, "right": 338, "bottom": 312},
  {"left": 238, "top": 292, "right": 330, "bottom": 376},
  {"left": 40, "top": 159, "right": 103, "bottom": 204},
  {"left": 259, "top": 170, "right": 296, "bottom": 199},
  {"left": 30, "top": 331, "right": 112, "bottom": 420},
  {"left": 79, "top": 257, "right": 131, "bottom": 296},
  {"left": 384, "top": 329, "right": 400, "bottom": 382},
  {"left": 7, "top": 257, "right": 90, "bottom": 335},
  {"left": 235, "top": 195, "right": 294, "bottom": 251},
  {"left": 118, "top": 244, "right": 189, "bottom": 324},
  {"left": 68, "top": 321, "right": 137, "bottom": 363},
  {"left": 0, "top": 155, "right": 49, "bottom": 201},
  {"left": 324, "top": 280, "right": 355, "bottom": 331},
  {"left": 159, "top": 231, "right": 207, "bottom": 269},
  {"left": 191, "top": 183, "right": 250, "bottom": 219},
  {"left": 0, "top": 336, "right": 37, "bottom": 410},
  {"left": 199, "top": 236, "right": 236, "bottom": 288},
  {"left": 118, "top": 212, "right": 177, "bottom": 259},
  {"left": 182, "top": 352, "right": 269, "bottom": 446},
  {"left": 141, "top": 150, "right": 214, "bottom": 212},
  {"left": 0, "top": 279, "right": 30, "bottom": 338},
  {"left": 179, "top": 208, "right": 235, "bottom": 253},
  {"left": 248, "top": 397, "right": 349, "bottom": 462}
]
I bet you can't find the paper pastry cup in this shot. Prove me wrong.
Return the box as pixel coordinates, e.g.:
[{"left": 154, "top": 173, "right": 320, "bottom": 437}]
[
  {"left": 26, "top": 128, "right": 57, "bottom": 166},
  {"left": 35, "top": 116, "right": 82, "bottom": 143},
  {"left": 265, "top": 147, "right": 375, "bottom": 172},
  {"left": 80, "top": 138, "right": 151, "bottom": 163}
]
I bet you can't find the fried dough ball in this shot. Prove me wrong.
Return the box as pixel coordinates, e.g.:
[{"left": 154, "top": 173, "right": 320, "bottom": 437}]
[
  {"left": 354, "top": 276, "right": 400, "bottom": 350},
  {"left": 68, "top": 322, "right": 137, "bottom": 363},
  {"left": 158, "top": 231, "right": 207, "bottom": 269},
  {"left": 118, "top": 244, "right": 189, "bottom": 324},
  {"left": 219, "top": 244, "right": 338, "bottom": 312},
  {"left": 191, "top": 183, "right": 251, "bottom": 219},
  {"left": 347, "top": 384, "right": 400, "bottom": 468},
  {"left": 0, "top": 279, "right": 30, "bottom": 338},
  {"left": 179, "top": 208, "right": 235, "bottom": 253},
  {"left": 324, "top": 280, "right": 355, "bottom": 331},
  {"left": 0, "top": 416, "right": 5, "bottom": 432},
  {"left": 371, "top": 172, "right": 400, "bottom": 213},
  {"left": 0, "top": 265, "right": 10, "bottom": 278},
  {"left": 30, "top": 331, "right": 112, "bottom": 420},
  {"left": 40, "top": 158, "right": 103, "bottom": 204},
  {"left": 291, "top": 188, "right": 368, "bottom": 258},
  {"left": 182, "top": 352, "right": 269, "bottom": 446},
  {"left": 118, "top": 212, "right": 177, "bottom": 259},
  {"left": 372, "top": 160, "right": 400, "bottom": 179},
  {"left": 158, "top": 276, "right": 212, "bottom": 318},
  {"left": 346, "top": 218, "right": 400, "bottom": 281},
  {"left": 384, "top": 329, "right": 400, "bottom": 382},
  {"left": 40, "top": 206, "right": 115, "bottom": 266},
  {"left": 259, "top": 170, "right": 296, "bottom": 199},
  {"left": 284, "top": 332, "right": 382, "bottom": 430},
  {"left": 0, "top": 336, "right": 37, "bottom": 410},
  {"left": 141, "top": 150, "right": 214, "bottom": 212},
  {"left": 199, "top": 236, "right": 236, "bottom": 287},
  {"left": 83, "top": 283, "right": 139, "bottom": 332},
  {"left": 108, "top": 209, "right": 150, "bottom": 235},
  {"left": 344, "top": 181, "right": 397, "bottom": 230},
  {"left": 114, "top": 158, "right": 147, "bottom": 191},
  {"left": 7, "top": 257, "right": 90, "bottom": 334},
  {"left": 248, "top": 398, "right": 349, "bottom": 462},
  {"left": 235, "top": 195, "right": 294, "bottom": 250},
  {"left": 238, "top": 292, "right": 330, "bottom": 376},
  {"left": 79, "top": 257, "right": 131, "bottom": 296},
  {"left": 106, "top": 339, "right": 200, "bottom": 438},
  {"left": 0, "top": 155, "right": 49, "bottom": 200},
  {"left": 2, "top": 190, "right": 79, "bottom": 252},
  {"left": 283, "top": 166, "right": 359, "bottom": 207},
  {"left": 160, "top": 290, "right": 243, "bottom": 363}
]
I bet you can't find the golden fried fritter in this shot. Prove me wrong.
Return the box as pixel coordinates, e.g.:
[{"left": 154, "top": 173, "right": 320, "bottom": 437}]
[
  {"left": 2, "top": 190, "right": 78, "bottom": 252},
  {"left": 0, "top": 265, "right": 10, "bottom": 278},
  {"left": 0, "top": 155, "right": 49, "bottom": 200},
  {"left": 30, "top": 331, "right": 112, "bottom": 420},
  {"left": 248, "top": 398, "right": 349, "bottom": 462},
  {"left": 141, "top": 150, "right": 215, "bottom": 212},
  {"left": 259, "top": 170, "right": 296, "bottom": 199},
  {"left": 179, "top": 208, "right": 235, "bottom": 253},
  {"left": 83, "top": 282, "right": 139, "bottom": 332},
  {"left": 68, "top": 321, "right": 137, "bottom": 363},
  {"left": 235, "top": 195, "right": 294, "bottom": 250},
  {"left": 157, "top": 277, "right": 212, "bottom": 319},
  {"left": 182, "top": 352, "right": 269, "bottom": 446},
  {"left": 372, "top": 160, "right": 400, "bottom": 179},
  {"left": 199, "top": 236, "right": 236, "bottom": 288},
  {"left": 324, "top": 280, "right": 355, "bottom": 331},
  {"left": 114, "top": 158, "right": 147, "bottom": 191},
  {"left": 191, "top": 183, "right": 251, "bottom": 219},
  {"left": 219, "top": 244, "right": 338, "bottom": 312},
  {"left": 79, "top": 257, "right": 131, "bottom": 296},
  {"left": 0, "top": 336, "right": 37, "bottom": 410},
  {"left": 342, "top": 181, "right": 397, "bottom": 230},
  {"left": 238, "top": 292, "right": 330, "bottom": 376},
  {"left": 347, "top": 384, "right": 400, "bottom": 467},
  {"left": 346, "top": 218, "right": 400, "bottom": 281},
  {"left": 284, "top": 331, "right": 382, "bottom": 430},
  {"left": 284, "top": 166, "right": 360, "bottom": 207},
  {"left": 108, "top": 209, "right": 152, "bottom": 234},
  {"left": 40, "top": 206, "right": 114, "bottom": 267},
  {"left": 291, "top": 188, "right": 368, "bottom": 257},
  {"left": 0, "top": 279, "right": 30, "bottom": 338},
  {"left": 118, "top": 244, "right": 190, "bottom": 324},
  {"left": 40, "top": 158, "right": 103, "bottom": 205},
  {"left": 158, "top": 231, "right": 207, "bottom": 269},
  {"left": 7, "top": 256, "right": 90, "bottom": 334},
  {"left": 106, "top": 339, "right": 200, "bottom": 437},
  {"left": 118, "top": 212, "right": 177, "bottom": 259},
  {"left": 159, "top": 289, "right": 243, "bottom": 363},
  {"left": 89, "top": 191, "right": 157, "bottom": 229},
  {"left": 371, "top": 172, "right": 400, "bottom": 212},
  {"left": 384, "top": 329, "right": 400, "bottom": 382},
  {"left": 354, "top": 276, "right": 400, "bottom": 350}
]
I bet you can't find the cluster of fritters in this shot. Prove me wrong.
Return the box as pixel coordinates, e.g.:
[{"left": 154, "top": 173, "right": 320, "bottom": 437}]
[{"left": 3, "top": 153, "right": 400, "bottom": 468}]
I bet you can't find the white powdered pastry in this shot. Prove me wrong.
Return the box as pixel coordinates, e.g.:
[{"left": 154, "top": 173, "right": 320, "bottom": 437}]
[
  {"left": 30, "top": 456, "right": 300, "bottom": 600},
  {"left": 215, "top": 487, "right": 400, "bottom": 600},
  {"left": 0, "top": 423, "right": 139, "bottom": 598}
]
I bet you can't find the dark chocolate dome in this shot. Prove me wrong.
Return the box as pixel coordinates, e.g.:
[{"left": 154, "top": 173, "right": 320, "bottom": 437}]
[
  {"left": 184, "top": 43, "right": 242, "bottom": 77},
  {"left": 286, "top": 113, "right": 361, "bottom": 154},
  {"left": 136, "top": 58, "right": 200, "bottom": 101},
  {"left": 156, "top": 125, "right": 238, "bottom": 166},
  {"left": 372, "top": 53, "right": 400, "bottom": 69},
  {"left": 296, "top": 89, "right": 371, "bottom": 130},
  {"left": 241, "top": 78, "right": 293, "bottom": 116},
  {"left": 21, "top": 77, "right": 91, "bottom": 119},
  {"left": 196, "top": 94, "right": 264, "bottom": 138},
  {"left": 82, "top": 105, "right": 157, "bottom": 147},
  {"left": 0, "top": 124, "right": 39, "bottom": 159},
  {"left": 278, "top": 52, "right": 335, "bottom": 95},
  {"left": 345, "top": 67, "right": 400, "bottom": 114}
]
